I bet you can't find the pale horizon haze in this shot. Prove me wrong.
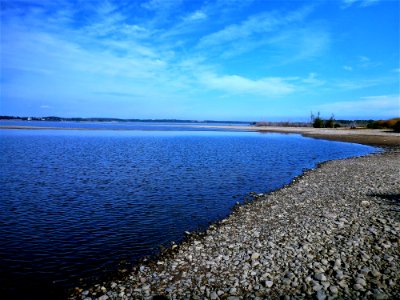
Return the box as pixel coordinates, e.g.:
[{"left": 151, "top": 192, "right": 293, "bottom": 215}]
[{"left": 1, "top": 0, "right": 399, "bottom": 121}]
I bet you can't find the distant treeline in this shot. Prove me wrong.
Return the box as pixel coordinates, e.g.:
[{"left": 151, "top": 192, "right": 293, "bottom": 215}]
[
  {"left": 253, "top": 120, "right": 374, "bottom": 128},
  {"left": 252, "top": 121, "right": 310, "bottom": 127},
  {"left": 254, "top": 118, "right": 400, "bottom": 129},
  {"left": 0, "top": 116, "right": 250, "bottom": 124}
]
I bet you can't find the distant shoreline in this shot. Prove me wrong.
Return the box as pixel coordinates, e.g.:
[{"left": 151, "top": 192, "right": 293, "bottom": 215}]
[
  {"left": 191, "top": 125, "right": 400, "bottom": 147},
  {"left": 2, "top": 124, "right": 398, "bottom": 146}
]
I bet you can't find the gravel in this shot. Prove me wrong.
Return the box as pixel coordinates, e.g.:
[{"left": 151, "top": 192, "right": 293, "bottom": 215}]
[{"left": 70, "top": 148, "right": 399, "bottom": 299}]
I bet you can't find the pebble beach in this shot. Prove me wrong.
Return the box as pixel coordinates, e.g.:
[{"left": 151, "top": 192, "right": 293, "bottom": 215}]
[{"left": 70, "top": 142, "right": 399, "bottom": 299}]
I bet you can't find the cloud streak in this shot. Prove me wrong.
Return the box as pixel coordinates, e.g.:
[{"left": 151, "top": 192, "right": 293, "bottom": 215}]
[
  {"left": 317, "top": 95, "right": 400, "bottom": 118},
  {"left": 198, "top": 73, "right": 296, "bottom": 96}
]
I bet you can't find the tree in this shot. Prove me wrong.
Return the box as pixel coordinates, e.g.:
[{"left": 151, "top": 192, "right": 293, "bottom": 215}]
[
  {"left": 393, "top": 120, "right": 400, "bottom": 132},
  {"left": 324, "top": 114, "right": 335, "bottom": 128},
  {"left": 313, "top": 112, "right": 324, "bottom": 128}
]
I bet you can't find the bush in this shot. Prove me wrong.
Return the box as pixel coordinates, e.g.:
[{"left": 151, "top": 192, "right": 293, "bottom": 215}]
[
  {"left": 367, "top": 118, "right": 400, "bottom": 130},
  {"left": 313, "top": 117, "right": 324, "bottom": 128},
  {"left": 325, "top": 118, "right": 334, "bottom": 128},
  {"left": 393, "top": 120, "right": 400, "bottom": 132},
  {"left": 334, "top": 123, "right": 341, "bottom": 128}
]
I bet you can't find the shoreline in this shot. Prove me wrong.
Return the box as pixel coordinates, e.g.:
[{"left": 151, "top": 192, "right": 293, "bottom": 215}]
[
  {"left": 190, "top": 125, "right": 400, "bottom": 147},
  {"left": 69, "top": 136, "right": 399, "bottom": 299}
]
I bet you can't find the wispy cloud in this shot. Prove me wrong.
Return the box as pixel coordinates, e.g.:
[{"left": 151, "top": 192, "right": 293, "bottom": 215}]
[
  {"left": 184, "top": 10, "right": 207, "bottom": 22},
  {"left": 343, "top": 65, "right": 353, "bottom": 71},
  {"left": 302, "top": 73, "right": 325, "bottom": 86},
  {"left": 317, "top": 95, "right": 400, "bottom": 118},
  {"left": 265, "top": 25, "right": 330, "bottom": 63},
  {"left": 342, "top": 0, "right": 382, "bottom": 8},
  {"left": 198, "top": 72, "right": 296, "bottom": 96},
  {"left": 196, "top": 5, "right": 316, "bottom": 56},
  {"left": 141, "top": 0, "right": 183, "bottom": 11},
  {"left": 334, "top": 74, "right": 397, "bottom": 90}
]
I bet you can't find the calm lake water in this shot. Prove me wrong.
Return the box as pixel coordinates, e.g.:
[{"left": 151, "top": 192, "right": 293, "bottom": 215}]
[{"left": 0, "top": 122, "right": 377, "bottom": 299}]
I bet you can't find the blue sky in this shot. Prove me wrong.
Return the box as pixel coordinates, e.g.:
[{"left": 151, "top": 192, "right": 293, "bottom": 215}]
[{"left": 1, "top": 0, "right": 399, "bottom": 121}]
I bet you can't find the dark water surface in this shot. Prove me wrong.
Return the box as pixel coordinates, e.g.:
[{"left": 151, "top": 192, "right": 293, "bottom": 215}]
[{"left": 0, "top": 125, "right": 377, "bottom": 299}]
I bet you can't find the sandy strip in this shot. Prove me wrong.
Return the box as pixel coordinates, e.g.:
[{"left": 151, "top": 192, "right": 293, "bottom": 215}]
[{"left": 189, "top": 126, "right": 400, "bottom": 147}]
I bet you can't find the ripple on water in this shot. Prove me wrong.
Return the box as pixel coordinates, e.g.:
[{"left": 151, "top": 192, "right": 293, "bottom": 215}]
[{"left": 0, "top": 129, "right": 377, "bottom": 299}]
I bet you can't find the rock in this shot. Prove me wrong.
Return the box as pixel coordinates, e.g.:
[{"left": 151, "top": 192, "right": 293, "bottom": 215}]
[
  {"left": 314, "top": 273, "right": 327, "bottom": 281},
  {"left": 98, "top": 296, "right": 108, "bottom": 300},
  {"left": 210, "top": 291, "right": 218, "bottom": 300},
  {"left": 356, "top": 277, "right": 367, "bottom": 286},
  {"left": 265, "top": 280, "right": 273, "bottom": 288},
  {"left": 313, "top": 284, "right": 323, "bottom": 291},
  {"left": 285, "top": 272, "right": 295, "bottom": 279},
  {"left": 335, "top": 270, "right": 344, "bottom": 280},
  {"left": 373, "top": 289, "right": 389, "bottom": 300},
  {"left": 329, "top": 285, "right": 338, "bottom": 294},
  {"left": 353, "top": 283, "right": 364, "bottom": 291},
  {"left": 229, "top": 287, "right": 237, "bottom": 295},
  {"left": 251, "top": 252, "right": 260, "bottom": 260},
  {"left": 315, "top": 290, "right": 326, "bottom": 300}
]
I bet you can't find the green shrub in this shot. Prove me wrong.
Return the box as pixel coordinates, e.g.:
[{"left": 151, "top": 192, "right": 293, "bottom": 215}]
[{"left": 313, "top": 117, "right": 324, "bottom": 128}]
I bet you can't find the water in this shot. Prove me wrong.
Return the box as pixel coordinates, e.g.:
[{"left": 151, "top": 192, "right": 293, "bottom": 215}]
[
  {"left": 0, "top": 120, "right": 246, "bottom": 131},
  {"left": 0, "top": 123, "right": 377, "bottom": 299}
]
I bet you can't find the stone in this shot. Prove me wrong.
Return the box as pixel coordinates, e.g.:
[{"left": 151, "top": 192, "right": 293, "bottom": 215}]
[
  {"left": 329, "top": 285, "right": 338, "bottom": 294},
  {"left": 355, "top": 278, "right": 367, "bottom": 286},
  {"left": 210, "top": 291, "right": 218, "bottom": 300},
  {"left": 265, "top": 280, "right": 273, "bottom": 288},
  {"left": 315, "top": 290, "right": 326, "bottom": 300},
  {"left": 251, "top": 252, "right": 260, "bottom": 260},
  {"left": 335, "top": 270, "right": 344, "bottom": 280},
  {"left": 313, "top": 284, "right": 323, "bottom": 291},
  {"left": 314, "top": 273, "right": 327, "bottom": 281},
  {"left": 98, "top": 296, "right": 109, "bottom": 300},
  {"left": 373, "top": 290, "right": 389, "bottom": 300},
  {"left": 353, "top": 283, "right": 364, "bottom": 291}
]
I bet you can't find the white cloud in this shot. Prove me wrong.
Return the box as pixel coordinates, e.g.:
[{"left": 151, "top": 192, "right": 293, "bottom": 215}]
[
  {"left": 318, "top": 95, "right": 400, "bottom": 117},
  {"left": 266, "top": 26, "right": 330, "bottom": 63},
  {"left": 198, "top": 72, "right": 296, "bottom": 96},
  {"left": 184, "top": 10, "right": 207, "bottom": 22},
  {"left": 343, "top": 65, "right": 353, "bottom": 71},
  {"left": 342, "top": 0, "right": 381, "bottom": 8},
  {"left": 302, "top": 73, "right": 325, "bottom": 86},
  {"left": 197, "top": 6, "right": 314, "bottom": 49},
  {"left": 141, "top": 0, "right": 183, "bottom": 11}
]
